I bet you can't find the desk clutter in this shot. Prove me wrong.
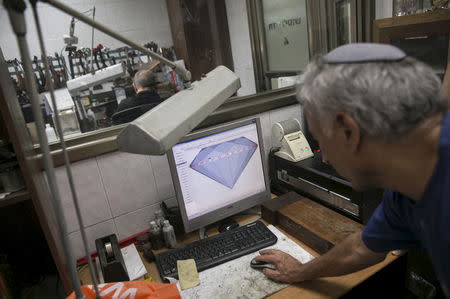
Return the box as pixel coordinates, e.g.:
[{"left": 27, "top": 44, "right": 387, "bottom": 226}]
[
  {"left": 85, "top": 193, "right": 365, "bottom": 298},
  {"left": 90, "top": 219, "right": 313, "bottom": 298},
  {"left": 172, "top": 225, "right": 314, "bottom": 298},
  {"left": 93, "top": 207, "right": 179, "bottom": 284},
  {"left": 95, "top": 243, "right": 147, "bottom": 283},
  {"left": 155, "top": 221, "right": 278, "bottom": 279}
]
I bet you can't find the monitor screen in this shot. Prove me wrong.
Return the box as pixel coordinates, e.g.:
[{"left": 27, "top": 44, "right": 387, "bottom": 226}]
[{"left": 167, "top": 118, "right": 270, "bottom": 232}]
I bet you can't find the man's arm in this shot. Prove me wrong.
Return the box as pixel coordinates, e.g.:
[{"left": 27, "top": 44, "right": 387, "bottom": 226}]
[
  {"left": 116, "top": 97, "right": 133, "bottom": 112},
  {"left": 254, "top": 231, "right": 387, "bottom": 283},
  {"left": 442, "top": 62, "right": 450, "bottom": 108}
]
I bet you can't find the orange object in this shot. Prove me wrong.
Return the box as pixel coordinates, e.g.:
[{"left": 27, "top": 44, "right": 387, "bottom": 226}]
[{"left": 67, "top": 281, "right": 181, "bottom": 299}]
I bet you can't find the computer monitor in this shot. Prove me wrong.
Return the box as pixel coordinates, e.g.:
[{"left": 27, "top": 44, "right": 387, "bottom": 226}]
[{"left": 167, "top": 118, "right": 270, "bottom": 232}]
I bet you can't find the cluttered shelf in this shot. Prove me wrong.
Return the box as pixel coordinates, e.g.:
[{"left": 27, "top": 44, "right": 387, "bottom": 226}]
[{"left": 0, "top": 189, "right": 30, "bottom": 208}]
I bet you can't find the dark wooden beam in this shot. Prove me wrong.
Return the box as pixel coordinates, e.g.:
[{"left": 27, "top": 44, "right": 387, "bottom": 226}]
[
  {"left": 0, "top": 49, "right": 72, "bottom": 294},
  {"left": 166, "top": 0, "right": 234, "bottom": 80}
]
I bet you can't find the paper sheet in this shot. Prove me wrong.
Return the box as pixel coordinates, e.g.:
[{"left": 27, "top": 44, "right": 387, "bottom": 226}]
[
  {"left": 277, "top": 75, "right": 303, "bottom": 88},
  {"left": 122, "top": 243, "right": 147, "bottom": 281},
  {"left": 177, "top": 224, "right": 315, "bottom": 299},
  {"left": 177, "top": 259, "right": 200, "bottom": 290}
]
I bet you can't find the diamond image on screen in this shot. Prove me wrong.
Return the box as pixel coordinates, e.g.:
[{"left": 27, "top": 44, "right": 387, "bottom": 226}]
[{"left": 189, "top": 137, "right": 258, "bottom": 189}]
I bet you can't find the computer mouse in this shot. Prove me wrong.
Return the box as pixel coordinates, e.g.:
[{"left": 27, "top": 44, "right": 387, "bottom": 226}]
[{"left": 250, "top": 258, "right": 277, "bottom": 270}]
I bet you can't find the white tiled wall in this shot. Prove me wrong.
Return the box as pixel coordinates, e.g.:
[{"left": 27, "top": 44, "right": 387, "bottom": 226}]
[
  {"left": 55, "top": 151, "right": 177, "bottom": 259},
  {"left": 55, "top": 158, "right": 112, "bottom": 234},
  {"left": 113, "top": 203, "right": 161, "bottom": 240},
  {"left": 56, "top": 104, "right": 302, "bottom": 259},
  {"left": 149, "top": 155, "right": 176, "bottom": 201},
  {"left": 97, "top": 152, "right": 159, "bottom": 217}
]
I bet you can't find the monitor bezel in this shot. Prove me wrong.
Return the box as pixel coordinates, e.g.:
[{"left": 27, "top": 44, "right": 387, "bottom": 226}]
[{"left": 167, "top": 118, "right": 271, "bottom": 233}]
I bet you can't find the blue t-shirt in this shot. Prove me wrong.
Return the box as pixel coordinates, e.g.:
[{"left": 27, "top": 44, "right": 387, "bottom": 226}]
[{"left": 362, "top": 112, "right": 450, "bottom": 297}]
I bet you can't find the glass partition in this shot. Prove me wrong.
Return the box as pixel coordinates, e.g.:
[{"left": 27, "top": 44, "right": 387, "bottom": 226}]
[{"left": 1, "top": 0, "right": 369, "bottom": 154}]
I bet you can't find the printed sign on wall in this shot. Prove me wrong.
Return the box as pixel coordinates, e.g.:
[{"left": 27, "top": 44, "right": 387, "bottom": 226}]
[{"left": 262, "top": 0, "right": 310, "bottom": 72}]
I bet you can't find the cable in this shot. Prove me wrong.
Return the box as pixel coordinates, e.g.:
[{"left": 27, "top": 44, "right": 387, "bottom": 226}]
[
  {"left": 89, "top": 6, "right": 95, "bottom": 74},
  {"left": 59, "top": 45, "right": 73, "bottom": 79},
  {"left": 30, "top": 2, "right": 100, "bottom": 298},
  {"left": 4, "top": 1, "right": 84, "bottom": 298}
]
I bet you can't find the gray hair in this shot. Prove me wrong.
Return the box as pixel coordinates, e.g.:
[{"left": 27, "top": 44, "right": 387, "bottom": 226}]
[
  {"left": 297, "top": 56, "right": 448, "bottom": 138},
  {"left": 133, "top": 69, "right": 156, "bottom": 89}
]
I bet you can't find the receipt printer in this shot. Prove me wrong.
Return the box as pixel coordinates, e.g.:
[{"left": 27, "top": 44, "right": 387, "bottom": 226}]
[{"left": 95, "top": 234, "right": 130, "bottom": 283}]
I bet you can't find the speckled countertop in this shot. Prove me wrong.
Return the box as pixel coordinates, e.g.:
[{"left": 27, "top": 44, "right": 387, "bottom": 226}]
[{"left": 177, "top": 225, "right": 315, "bottom": 299}]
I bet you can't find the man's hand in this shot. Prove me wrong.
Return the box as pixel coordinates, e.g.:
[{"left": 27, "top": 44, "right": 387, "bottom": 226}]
[
  {"left": 254, "top": 249, "right": 305, "bottom": 283},
  {"left": 254, "top": 232, "right": 387, "bottom": 284}
]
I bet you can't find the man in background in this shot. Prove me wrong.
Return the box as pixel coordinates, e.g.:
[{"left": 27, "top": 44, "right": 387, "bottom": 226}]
[
  {"left": 114, "top": 68, "right": 162, "bottom": 123},
  {"left": 255, "top": 43, "right": 450, "bottom": 297}
]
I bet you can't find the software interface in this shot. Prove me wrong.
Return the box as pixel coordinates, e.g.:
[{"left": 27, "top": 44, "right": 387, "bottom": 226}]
[{"left": 172, "top": 122, "right": 266, "bottom": 220}]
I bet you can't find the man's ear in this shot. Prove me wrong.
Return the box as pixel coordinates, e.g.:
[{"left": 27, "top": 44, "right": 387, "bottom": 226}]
[{"left": 334, "top": 112, "right": 361, "bottom": 154}]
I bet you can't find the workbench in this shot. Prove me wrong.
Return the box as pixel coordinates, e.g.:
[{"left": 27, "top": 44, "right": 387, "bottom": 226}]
[{"left": 78, "top": 196, "right": 404, "bottom": 298}]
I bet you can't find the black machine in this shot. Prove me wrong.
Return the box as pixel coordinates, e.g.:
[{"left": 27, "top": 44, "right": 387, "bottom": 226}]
[
  {"left": 269, "top": 151, "right": 382, "bottom": 224},
  {"left": 155, "top": 221, "right": 277, "bottom": 279}
]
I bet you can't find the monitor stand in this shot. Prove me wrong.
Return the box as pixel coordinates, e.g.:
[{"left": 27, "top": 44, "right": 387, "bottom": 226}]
[
  {"left": 218, "top": 218, "right": 239, "bottom": 233},
  {"left": 199, "top": 227, "right": 206, "bottom": 240},
  {"left": 198, "top": 218, "right": 240, "bottom": 239}
]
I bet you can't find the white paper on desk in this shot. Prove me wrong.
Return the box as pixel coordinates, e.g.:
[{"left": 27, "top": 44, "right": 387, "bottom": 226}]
[
  {"left": 122, "top": 244, "right": 147, "bottom": 281},
  {"left": 178, "top": 224, "right": 315, "bottom": 299}
]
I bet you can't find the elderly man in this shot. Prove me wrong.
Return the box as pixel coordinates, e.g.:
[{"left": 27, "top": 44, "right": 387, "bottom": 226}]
[
  {"left": 255, "top": 43, "right": 449, "bottom": 296},
  {"left": 116, "top": 68, "right": 162, "bottom": 113}
]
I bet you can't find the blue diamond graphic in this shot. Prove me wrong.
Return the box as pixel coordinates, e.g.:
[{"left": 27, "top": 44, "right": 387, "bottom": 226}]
[{"left": 190, "top": 137, "right": 258, "bottom": 188}]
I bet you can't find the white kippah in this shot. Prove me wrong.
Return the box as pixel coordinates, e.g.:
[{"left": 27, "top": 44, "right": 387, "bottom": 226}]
[{"left": 323, "top": 43, "right": 407, "bottom": 64}]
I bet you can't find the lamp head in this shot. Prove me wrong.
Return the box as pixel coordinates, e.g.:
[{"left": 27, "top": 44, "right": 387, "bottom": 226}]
[{"left": 117, "top": 66, "right": 240, "bottom": 155}]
